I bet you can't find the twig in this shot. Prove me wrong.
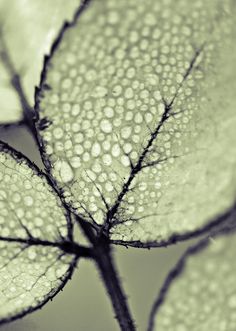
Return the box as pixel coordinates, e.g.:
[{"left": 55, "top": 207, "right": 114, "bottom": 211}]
[
  {"left": 75, "top": 214, "right": 136, "bottom": 330},
  {"left": 0, "top": 27, "right": 37, "bottom": 138},
  {"left": 0, "top": 235, "right": 94, "bottom": 259}
]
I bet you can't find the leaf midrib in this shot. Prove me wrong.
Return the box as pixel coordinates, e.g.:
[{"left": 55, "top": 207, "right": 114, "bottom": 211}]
[{"left": 103, "top": 45, "right": 204, "bottom": 231}]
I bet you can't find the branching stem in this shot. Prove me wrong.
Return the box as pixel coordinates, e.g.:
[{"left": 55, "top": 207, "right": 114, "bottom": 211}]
[
  {"left": 0, "top": 18, "right": 136, "bottom": 331},
  {"left": 75, "top": 216, "right": 136, "bottom": 330},
  {"left": 0, "top": 235, "right": 93, "bottom": 259},
  {"left": 0, "top": 28, "right": 37, "bottom": 137}
]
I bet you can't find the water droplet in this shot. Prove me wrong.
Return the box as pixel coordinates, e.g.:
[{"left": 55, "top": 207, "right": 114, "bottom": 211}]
[
  {"left": 134, "top": 113, "right": 143, "bottom": 124},
  {"left": 74, "top": 144, "right": 84, "bottom": 155},
  {"left": 104, "top": 107, "right": 114, "bottom": 118},
  {"left": 102, "top": 154, "right": 112, "bottom": 166},
  {"left": 24, "top": 196, "right": 34, "bottom": 207},
  {"left": 24, "top": 180, "right": 32, "bottom": 190},
  {"left": 139, "top": 182, "right": 147, "bottom": 191},
  {"left": 91, "top": 142, "right": 101, "bottom": 157},
  {"left": 57, "top": 161, "right": 74, "bottom": 183},
  {"left": 112, "top": 85, "right": 122, "bottom": 96},
  {"left": 125, "top": 87, "right": 134, "bottom": 99},
  {"left": 93, "top": 86, "right": 108, "bottom": 98},
  {"left": 28, "top": 250, "right": 37, "bottom": 260},
  {"left": 121, "top": 126, "right": 132, "bottom": 139},
  {"left": 13, "top": 193, "right": 21, "bottom": 203},
  {"left": 112, "top": 144, "right": 121, "bottom": 157},
  {"left": 121, "top": 155, "right": 130, "bottom": 167},
  {"left": 35, "top": 217, "right": 44, "bottom": 227},
  {"left": 89, "top": 203, "right": 98, "bottom": 212},
  {"left": 123, "top": 143, "right": 132, "bottom": 154},
  {"left": 70, "top": 156, "right": 81, "bottom": 169},
  {"left": 105, "top": 182, "right": 114, "bottom": 192},
  {"left": 100, "top": 119, "right": 112, "bottom": 133},
  {"left": 155, "top": 181, "right": 162, "bottom": 189},
  {"left": 107, "top": 11, "right": 119, "bottom": 24}
]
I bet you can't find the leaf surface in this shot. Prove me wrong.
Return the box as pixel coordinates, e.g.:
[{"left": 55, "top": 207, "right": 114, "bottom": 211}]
[
  {"left": 0, "top": 141, "right": 75, "bottom": 324},
  {"left": 36, "top": 0, "right": 236, "bottom": 245},
  {"left": 148, "top": 230, "right": 236, "bottom": 331},
  {"left": 0, "top": 0, "right": 80, "bottom": 123}
]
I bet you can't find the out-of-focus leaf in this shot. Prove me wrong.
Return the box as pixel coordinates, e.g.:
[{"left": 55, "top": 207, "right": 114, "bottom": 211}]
[
  {"left": 0, "top": 141, "right": 76, "bottom": 325},
  {"left": 148, "top": 230, "right": 236, "bottom": 331},
  {"left": 0, "top": 0, "right": 80, "bottom": 123},
  {"left": 35, "top": 0, "right": 236, "bottom": 246}
]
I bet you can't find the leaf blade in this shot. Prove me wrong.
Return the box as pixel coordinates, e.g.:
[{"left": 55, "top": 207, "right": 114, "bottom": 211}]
[
  {"left": 36, "top": 0, "right": 236, "bottom": 245},
  {"left": 0, "top": 244, "right": 76, "bottom": 326},
  {"left": 148, "top": 229, "right": 236, "bottom": 331},
  {"left": 0, "top": 141, "right": 76, "bottom": 324}
]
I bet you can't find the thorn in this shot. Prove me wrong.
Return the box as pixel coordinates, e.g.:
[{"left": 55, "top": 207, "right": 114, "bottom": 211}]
[
  {"left": 44, "top": 55, "right": 50, "bottom": 63},
  {"left": 38, "top": 117, "right": 52, "bottom": 131},
  {"left": 42, "top": 83, "right": 52, "bottom": 91}
]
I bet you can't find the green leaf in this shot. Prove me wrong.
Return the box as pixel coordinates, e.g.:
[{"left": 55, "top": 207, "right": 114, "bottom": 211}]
[
  {"left": 0, "top": 141, "right": 76, "bottom": 325},
  {"left": 0, "top": 0, "right": 80, "bottom": 123},
  {"left": 148, "top": 229, "right": 236, "bottom": 331},
  {"left": 35, "top": 0, "right": 236, "bottom": 246}
]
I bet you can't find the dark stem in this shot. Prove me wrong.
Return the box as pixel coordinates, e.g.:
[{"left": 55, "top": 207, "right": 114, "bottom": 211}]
[
  {"left": 94, "top": 236, "right": 136, "bottom": 331},
  {"left": 0, "top": 235, "right": 93, "bottom": 259},
  {"left": 0, "top": 28, "right": 37, "bottom": 138},
  {"left": 75, "top": 216, "right": 136, "bottom": 330},
  {"left": 75, "top": 215, "right": 98, "bottom": 244}
]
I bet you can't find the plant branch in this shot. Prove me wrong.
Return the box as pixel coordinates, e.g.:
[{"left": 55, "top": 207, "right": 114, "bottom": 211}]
[
  {"left": 0, "top": 235, "right": 93, "bottom": 259},
  {"left": 0, "top": 27, "right": 37, "bottom": 137},
  {"left": 94, "top": 236, "right": 136, "bottom": 331},
  {"left": 74, "top": 215, "right": 97, "bottom": 244},
  {"left": 75, "top": 211, "right": 136, "bottom": 330}
]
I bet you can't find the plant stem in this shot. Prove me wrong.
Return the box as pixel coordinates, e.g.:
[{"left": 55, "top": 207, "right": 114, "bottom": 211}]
[
  {"left": 94, "top": 237, "right": 136, "bottom": 331},
  {"left": 0, "top": 28, "right": 37, "bottom": 137},
  {"left": 76, "top": 216, "right": 136, "bottom": 330}
]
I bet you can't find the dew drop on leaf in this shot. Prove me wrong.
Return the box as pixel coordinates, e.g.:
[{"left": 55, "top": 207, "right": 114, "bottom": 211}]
[
  {"left": 149, "top": 230, "right": 236, "bottom": 331},
  {"left": 0, "top": 141, "right": 76, "bottom": 324},
  {"left": 36, "top": 0, "right": 236, "bottom": 246}
]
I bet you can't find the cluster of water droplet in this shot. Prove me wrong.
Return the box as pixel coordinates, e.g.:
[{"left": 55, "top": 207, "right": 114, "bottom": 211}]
[
  {"left": 0, "top": 150, "right": 68, "bottom": 240},
  {"left": 38, "top": 0, "right": 217, "bottom": 229},
  {"left": 0, "top": 147, "right": 75, "bottom": 318},
  {"left": 0, "top": 242, "right": 73, "bottom": 318},
  {"left": 153, "top": 235, "right": 236, "bottom": 330}
]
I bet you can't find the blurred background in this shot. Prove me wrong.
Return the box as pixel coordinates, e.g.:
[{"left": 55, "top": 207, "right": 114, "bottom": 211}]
[{"left": 0, "top": 1, "right": 197, "bottom": 330}]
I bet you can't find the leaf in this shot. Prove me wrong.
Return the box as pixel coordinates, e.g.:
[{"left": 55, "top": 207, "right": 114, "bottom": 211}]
[
  {"left": 148, "top": 229, "right": 236, "bottom": 331},
  {"left": 35, "top": 0, "right": 236, "bottom": 246},
  {"left": 0, "top": 0, "right": 80, "bottom": 123},
  {"left": 0, "top": 141, "right": 76, "bottom": 325}
]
